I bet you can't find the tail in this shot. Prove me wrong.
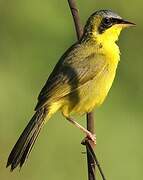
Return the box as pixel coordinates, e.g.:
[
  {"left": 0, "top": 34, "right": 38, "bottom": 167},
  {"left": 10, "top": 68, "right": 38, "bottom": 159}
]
[{"left": 6, "top": 108, "right": 48, "bottom": 171}]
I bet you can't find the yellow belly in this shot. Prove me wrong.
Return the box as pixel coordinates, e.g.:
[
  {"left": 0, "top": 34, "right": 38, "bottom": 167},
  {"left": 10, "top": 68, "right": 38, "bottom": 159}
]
[
  {"left": 59, "top": 39, "right": 121, "bottom": 117},
  {"left": 61, "top": 61, "right": 118, "bottom": 116}
]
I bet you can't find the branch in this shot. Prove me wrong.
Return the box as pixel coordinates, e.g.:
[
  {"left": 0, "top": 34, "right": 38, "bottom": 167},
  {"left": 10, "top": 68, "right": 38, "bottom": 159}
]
[
  {"left": 84, "top": 140, "right": 106, "bottom": 180},
  {"left": 67, "top": 1, "right": 96, "bottom": 180},
  {"left": 67, "top": 0, "right": 83, "bottom": 39},
  {"left": 67, "top": 1, "right": 106, "bottom": 180},
  {"left": 86, "top": 112, "right": 96, "bottom": 180}
]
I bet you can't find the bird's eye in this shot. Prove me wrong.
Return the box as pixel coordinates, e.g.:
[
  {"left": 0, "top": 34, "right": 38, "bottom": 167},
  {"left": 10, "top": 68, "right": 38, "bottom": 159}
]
[
  {"left": 103, "top": 18, "right": 112, "bottom": 26},
  {"left": 99, "top": 17, "right": 113, "bottom": 33}
]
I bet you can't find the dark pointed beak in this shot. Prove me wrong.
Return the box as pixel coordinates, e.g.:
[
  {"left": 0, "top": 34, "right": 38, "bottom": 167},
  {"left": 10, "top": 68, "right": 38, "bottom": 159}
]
[
  {"left": 116, "top": 19, "right": 136, "bottom": 27},
  {"left": 119, "top": 19, "right": 136, "bottom": 26}
]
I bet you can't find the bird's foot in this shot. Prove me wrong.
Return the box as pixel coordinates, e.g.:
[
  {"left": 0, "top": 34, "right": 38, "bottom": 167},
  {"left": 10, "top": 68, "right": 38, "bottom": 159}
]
[{"left": 81, "top": 133, "right": 96, "bottom": 148}]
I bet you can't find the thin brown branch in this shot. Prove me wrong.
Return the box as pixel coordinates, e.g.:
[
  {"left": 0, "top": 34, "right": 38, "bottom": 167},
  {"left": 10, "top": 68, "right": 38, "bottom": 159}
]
[
  {"left": 67, "top": 1, "right": 96, "bottom": 180},
  {"left": 86, "top": 112, "right": 96, "bottom": 180},
  {"left": 67, "top": 1, "right": 107, "bottom": 179},
  {"left": 85, "top": 140, "right": 106, "bottom": 180},
  {"left": 67, "top": 0, "right": 83, "bottom": 39}
]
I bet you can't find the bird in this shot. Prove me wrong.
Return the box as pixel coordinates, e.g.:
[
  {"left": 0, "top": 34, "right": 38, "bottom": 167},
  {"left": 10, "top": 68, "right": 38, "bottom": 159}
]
[{"left": 6, "top": 9, "right": 135, "bottom": 171}]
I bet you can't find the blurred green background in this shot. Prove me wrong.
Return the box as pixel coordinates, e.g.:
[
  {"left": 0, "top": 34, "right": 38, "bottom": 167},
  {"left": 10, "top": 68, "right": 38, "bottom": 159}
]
[{"left": 0, "top": 0, "right": 142, "bottom": 179}]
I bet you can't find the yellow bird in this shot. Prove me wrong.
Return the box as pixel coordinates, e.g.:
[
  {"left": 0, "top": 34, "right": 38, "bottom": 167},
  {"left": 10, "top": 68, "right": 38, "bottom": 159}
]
[{"left": 7, "top": 9, "right": 135, "bottom": 171}]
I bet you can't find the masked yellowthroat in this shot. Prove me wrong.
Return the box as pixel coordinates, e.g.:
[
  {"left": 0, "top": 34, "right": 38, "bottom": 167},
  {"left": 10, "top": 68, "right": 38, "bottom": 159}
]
[{"left": 7, "top": 9, "right": 135, "bottom": 171}]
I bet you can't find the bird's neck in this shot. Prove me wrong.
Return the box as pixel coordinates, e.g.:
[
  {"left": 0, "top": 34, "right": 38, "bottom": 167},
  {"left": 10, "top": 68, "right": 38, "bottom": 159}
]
[
  {"left": 97, "top": 39, "right": 121, "bottom": 64},
  {"left": 81, "top": 26, "right": 122, "bottom": 64},
  {"left": 82, "top": 36, "right": 120, "bottom": 64}
]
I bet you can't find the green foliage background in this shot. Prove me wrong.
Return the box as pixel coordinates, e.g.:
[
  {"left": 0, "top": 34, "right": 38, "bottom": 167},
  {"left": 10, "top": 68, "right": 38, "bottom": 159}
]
[{"left": 0, "top": 0, "right": 142, "bottom": 179}]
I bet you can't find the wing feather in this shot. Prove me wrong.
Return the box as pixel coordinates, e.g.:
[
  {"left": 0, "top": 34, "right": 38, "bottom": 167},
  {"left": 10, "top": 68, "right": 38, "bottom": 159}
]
[{"left": 35, "top": 43, "right": 106, "bottom": 110}]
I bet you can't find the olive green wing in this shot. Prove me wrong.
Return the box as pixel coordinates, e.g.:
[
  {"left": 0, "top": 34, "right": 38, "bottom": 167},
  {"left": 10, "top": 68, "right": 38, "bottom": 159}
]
[{"left": 35, "top": 44, "right": 106, "bottom": 110}]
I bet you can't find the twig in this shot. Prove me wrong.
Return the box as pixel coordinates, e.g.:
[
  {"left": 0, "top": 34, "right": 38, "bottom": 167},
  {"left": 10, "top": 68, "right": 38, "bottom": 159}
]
[
  {"left": 67, "top": 1, "right": 107, "bottom": 180},
  {"left": 67, "top": 0, "right": 83, "bottom": 40},
  {"left": 86, "top": 112, "right": 96, "bottom": 180},
  {"left": 67, "top": 1, "right": 96, "bottom": 180},
  {"left": 85, "top": 140, "right": 106, "bottom": 180}
]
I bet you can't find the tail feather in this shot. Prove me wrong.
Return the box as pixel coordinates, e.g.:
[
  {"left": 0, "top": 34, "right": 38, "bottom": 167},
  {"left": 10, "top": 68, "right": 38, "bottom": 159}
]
[
  {"left": 19, "top": 124, "right": 42, "bottom": 168},
  {"left": 7, "top": 108, "right": 47, "bottom": 171}
]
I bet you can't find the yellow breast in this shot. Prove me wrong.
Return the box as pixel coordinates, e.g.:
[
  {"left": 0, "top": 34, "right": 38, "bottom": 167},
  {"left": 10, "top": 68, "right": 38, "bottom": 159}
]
[
  {"left": 64, "top": 44, "right": 120, "bottom": 116},
  {"left": 87, "top": 41, "right": 120, "bottom": 108}
]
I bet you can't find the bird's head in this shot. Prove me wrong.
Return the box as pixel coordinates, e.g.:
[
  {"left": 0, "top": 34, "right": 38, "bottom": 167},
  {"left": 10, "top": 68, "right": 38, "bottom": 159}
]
[{"left": 83, "top": 10, "right": 135, "bottom": 43}]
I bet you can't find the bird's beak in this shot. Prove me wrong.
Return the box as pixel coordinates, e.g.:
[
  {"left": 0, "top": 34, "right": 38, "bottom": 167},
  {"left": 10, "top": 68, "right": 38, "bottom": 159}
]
[{"left": 116, "top": 19, "right": 136, "bottom": 27}]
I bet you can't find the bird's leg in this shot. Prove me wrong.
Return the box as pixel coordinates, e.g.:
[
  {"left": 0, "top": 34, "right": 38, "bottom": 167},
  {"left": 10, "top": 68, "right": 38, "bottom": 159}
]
[{"left": 66, "top": 116, "right": 96, "bottom": 145}]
